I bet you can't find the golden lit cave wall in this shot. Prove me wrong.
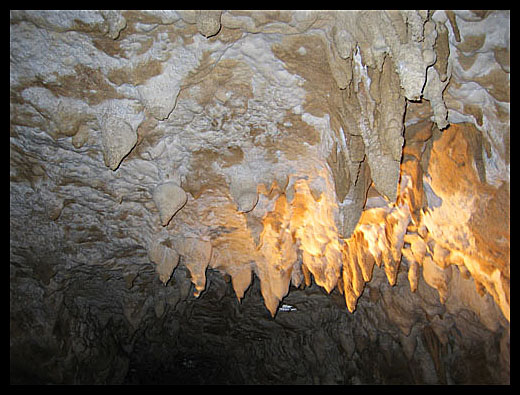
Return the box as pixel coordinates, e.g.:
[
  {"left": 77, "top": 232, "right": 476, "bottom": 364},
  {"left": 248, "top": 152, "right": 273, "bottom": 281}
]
[
  {"left": 10, "top": 10, "right": 509, "bottom": 323},
  {"left": 150, "top": 122, "right": 509, "bottom": 321}
]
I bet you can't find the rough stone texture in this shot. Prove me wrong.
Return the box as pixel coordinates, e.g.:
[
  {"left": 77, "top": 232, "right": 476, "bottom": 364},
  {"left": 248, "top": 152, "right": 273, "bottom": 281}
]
[
  {"left": 152, "top": 181, "right": 188, "bottom": 226},
  {"left": 10, "top": 10, "right": 509, "bottom": 384}
]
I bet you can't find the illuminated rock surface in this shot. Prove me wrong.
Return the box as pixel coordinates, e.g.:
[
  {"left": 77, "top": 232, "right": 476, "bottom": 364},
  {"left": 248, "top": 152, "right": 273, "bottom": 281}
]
[{"left": 10, "top": 10, "right": 509, "bottom": 384}]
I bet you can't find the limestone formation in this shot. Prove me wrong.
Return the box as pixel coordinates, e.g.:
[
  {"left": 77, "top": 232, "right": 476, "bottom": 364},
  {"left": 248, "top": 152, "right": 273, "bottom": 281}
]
[
  {"left": 173, "top": 237, "right": 212, "bottom": 297},
  {"left": 148, "top": 236, "right": 180, "bottom": 285},
  {"left": 229, "top": 175, "right": 259, "bottom": 213},
  {"left": 196, "top": 10, "right": 222, "bottom": 38},
  {"left": 100, "top": 115, "right": 138, "bottom": 171},
  {"left": 152, "top": 181, "right": 188, "bottom": 226},
  {"left": 10, "top": 10, "right": 509, "bottom": 384}
]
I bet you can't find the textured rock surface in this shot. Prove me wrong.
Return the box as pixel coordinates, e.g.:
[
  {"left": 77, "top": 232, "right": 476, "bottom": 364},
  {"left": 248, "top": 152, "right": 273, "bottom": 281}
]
[
  {"left": 10, "top": 10, "right": 509, "bottom": 384},
  {"left": 152, "top": 181, "right": 187, "bottom": 226}
]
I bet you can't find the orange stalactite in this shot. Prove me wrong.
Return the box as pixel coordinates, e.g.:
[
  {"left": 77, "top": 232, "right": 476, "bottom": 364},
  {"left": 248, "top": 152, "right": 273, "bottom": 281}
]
[
  {"left": 250, "top": 124, "right": 509, "bottom": 322},
  {"left": 254, "top": 164, "right": 415, "bottom": 315}
]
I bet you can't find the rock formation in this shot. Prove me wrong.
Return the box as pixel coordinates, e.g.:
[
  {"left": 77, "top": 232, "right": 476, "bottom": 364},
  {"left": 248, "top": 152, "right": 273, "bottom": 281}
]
[{"left": 10, "top": 10, "right": 509, "bottom": 384}]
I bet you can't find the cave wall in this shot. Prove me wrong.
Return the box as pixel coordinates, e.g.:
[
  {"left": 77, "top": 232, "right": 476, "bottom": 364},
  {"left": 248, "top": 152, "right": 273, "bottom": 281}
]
[{"left": 10, "top": 10, "right": 509, "bottom": 384}]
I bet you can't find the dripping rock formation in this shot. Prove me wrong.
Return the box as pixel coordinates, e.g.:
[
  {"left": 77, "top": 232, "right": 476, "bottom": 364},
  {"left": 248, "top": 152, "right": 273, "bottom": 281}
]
[{"left": 10, "top": 10, "right": 509, "bottom": 384}]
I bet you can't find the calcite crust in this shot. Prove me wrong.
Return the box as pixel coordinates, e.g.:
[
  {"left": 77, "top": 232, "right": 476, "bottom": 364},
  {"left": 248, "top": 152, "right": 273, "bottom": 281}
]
[{"left": 10, "top": 9, "right": 509, "bottom": 353}]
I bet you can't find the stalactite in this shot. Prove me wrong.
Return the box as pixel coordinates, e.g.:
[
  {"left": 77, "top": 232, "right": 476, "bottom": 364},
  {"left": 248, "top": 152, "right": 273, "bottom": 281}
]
[{"left": 10, "top": 10, "right": 509, "bottom": 384}]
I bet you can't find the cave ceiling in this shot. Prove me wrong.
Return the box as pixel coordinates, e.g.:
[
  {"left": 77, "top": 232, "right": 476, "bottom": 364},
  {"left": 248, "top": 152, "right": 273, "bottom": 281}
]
[{"left": 10, "top": 10, "right": 509, "bottom": 384}]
